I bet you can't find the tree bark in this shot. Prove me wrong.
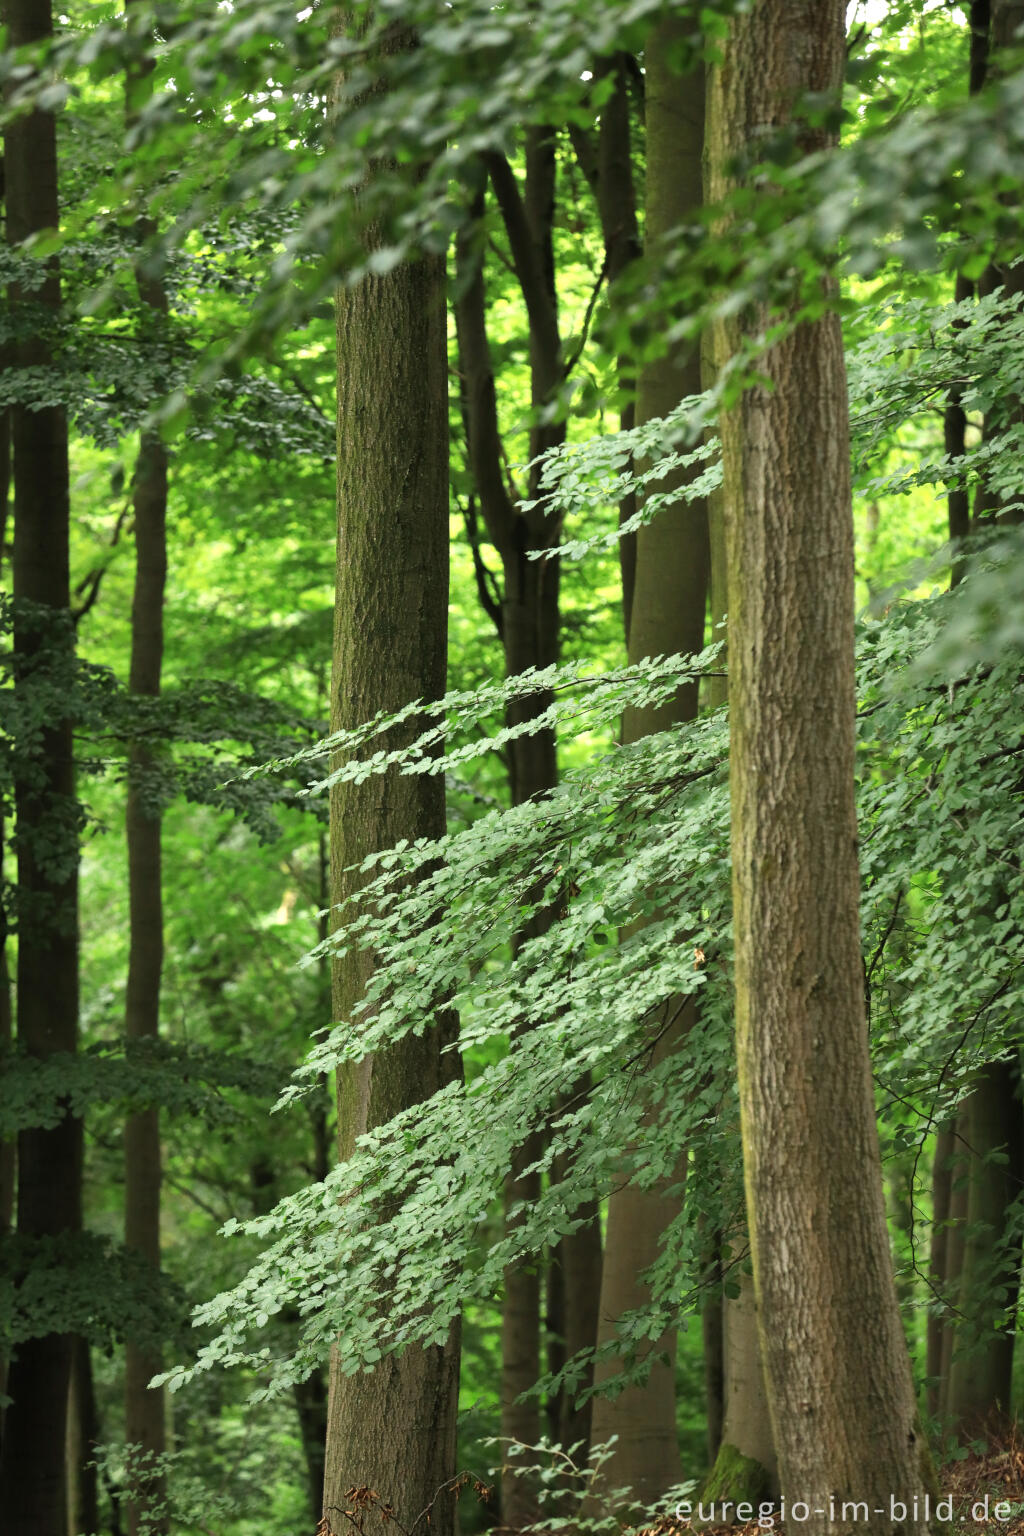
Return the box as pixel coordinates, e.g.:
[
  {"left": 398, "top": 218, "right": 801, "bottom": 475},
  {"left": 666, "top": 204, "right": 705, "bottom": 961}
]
[
  {"left": 123, "top": 40, "right": 170, "bottom": 1516},
  {"left": 0, "top": 0, "right": 82, "bottom": 1526},
  {"left": 945, "top": 1059, "right": 1024, "bottom": 1438},
  {"left": 926, "top": 1122, "right": 954, "bottom": 1422},
  {"left": 702, "top": 1266, "right": 777, "bottom": 1506},
  {"left": 711, "top": 5, "right": 936, "bottom": 1530},
  {"left": 66, "top": 1335, "right": 101, "bottom": 1536},
  {"left": 587, "top": 22, "right": 707, "bottom": 1511},
  {"left": 321, "top": 41, "right": 459, "bottom": 1528}
]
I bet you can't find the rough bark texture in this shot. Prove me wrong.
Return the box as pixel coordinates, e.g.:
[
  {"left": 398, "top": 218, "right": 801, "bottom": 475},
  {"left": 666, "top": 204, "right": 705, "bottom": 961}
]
[
  {"left": 321, "top": 155, "right": 460, "bottom": 1535},
  {"left": 711, "top": 5, "right": 935, "bottom": 1531},
  {"left": 0, "top": 0, "right": 82, "bottom": 1526},
  {"left": 587, "top": 23, "right": 707, "bottom": 1510},
  {"left": 945, "top": 1060, "right": 1024, "bottom": 1437},
  {"left": 123, "top": 120, "right": 170, "bottom": 1527}
]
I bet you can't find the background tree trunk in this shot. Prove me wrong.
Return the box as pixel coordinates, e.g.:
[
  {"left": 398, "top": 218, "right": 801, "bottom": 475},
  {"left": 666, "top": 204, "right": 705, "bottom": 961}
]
[
  {"left": 0, "top": 0, "right": 82, "bottom": 1525},
  {"left": 587, "top": 21, "right": 707, "bottom": 1511},
  {"left": 123, "top": 101, "right": 170, "bottom": 1526},
  {"left": 711, "top": 4, "right": 936, "bottom": 1529},
  {"left": 945, "top": 1060, "right": 1024, "bottom": 1438}
]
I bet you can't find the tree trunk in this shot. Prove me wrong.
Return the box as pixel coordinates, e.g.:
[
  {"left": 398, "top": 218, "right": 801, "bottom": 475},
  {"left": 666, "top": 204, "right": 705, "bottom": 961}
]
[
  {"left": 67, "top": 1335, "right": 101, "bottom": 1536},
  {"left": 702, "top": 1267, "right": 777, "bottom": 1507},
  {"left": 945, "top": 1059, "right": 1024, "bottom": 1438},
  {"left": 587, "top": 23, "right": 707, "bottom": 1511},
  {"left": 927, "top": 1122, "right": 954, "bottom": 1422},
  {"left": 0, "top": 316, "right": 12, "bottom": 1426},
  {"left": 321, "top": 47, "right": 459, "bottom": 1530},
  {"left": 455, "top": 137, "right": 571, "bottom": 1522},
  {"left": 711, "top": 5, "right": 936, "bottom": 1530},
  {"left": 0, "top": 0, "right": 82, "bottom": 1525},
  {"left": 123, "top": 117, "right": 170, "bottom": 1530},
  {"left": 938, "top": 1125, "right": 969, "bottom": 1424}
]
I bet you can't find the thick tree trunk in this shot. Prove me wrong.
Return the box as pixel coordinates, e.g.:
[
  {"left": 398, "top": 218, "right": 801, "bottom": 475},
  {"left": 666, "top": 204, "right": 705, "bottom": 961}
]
[
  {"left": 945, "top": 1060, "right": 1024, "bottom": 1437},
  {"left": 321, "top": 110, "right": 459, "bottom": 1533},
  {"left": 0, "top": 0, "right": 82, "bottom": 1526},
  {"left": 711, "top": 5, "right": 936, "bottom": 1531},
  {"left": 587, "top": 24, "right": 707, "bottom": 1511}
]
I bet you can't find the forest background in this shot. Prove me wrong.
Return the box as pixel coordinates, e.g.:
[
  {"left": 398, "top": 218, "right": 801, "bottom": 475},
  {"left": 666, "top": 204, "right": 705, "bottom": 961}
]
[{"left": 2, "top": 0, "right": 1024, "bottom": 1534}]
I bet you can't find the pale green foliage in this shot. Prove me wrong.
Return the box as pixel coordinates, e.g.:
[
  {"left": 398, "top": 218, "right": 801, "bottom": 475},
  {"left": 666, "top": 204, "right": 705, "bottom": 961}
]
[{"left": 162, "top": 581, "right": 1024, "bottom": 1411}]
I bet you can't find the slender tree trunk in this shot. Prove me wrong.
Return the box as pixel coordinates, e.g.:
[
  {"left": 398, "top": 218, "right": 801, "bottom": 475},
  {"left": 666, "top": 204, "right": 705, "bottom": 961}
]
[
  {"left": 939, "top": 1126, "right": 969, "bottom": 1424},
  {"left": 927, "top": 1122, "right": 954, "bottom": 1422},
  {"left": 587, "top": 23, "right": 707, "bottom": 1511},
  {"left": 945, "top": 1059, "right": 1024, "bottom": 1437},
  {"left": 455, "top": 137, "right": 572, "bottom": 1522},
  {"left": 66, "top": 1336, "right": 101, "bottom": 1536},
  {"left": 702, "top": 1266, "right": 777, "bottom": 1505},
  {"left": 0, "top": 306, "right": 13, "bottom": 1426},
  {"left": 0, "top": 0, "right": 82, "bottom": 1525},
  {"left": 123, "top": 145, "right": 170, "bottom": 1535},
  {"left": 321, "top": 35, "right": 459, "bottom": 1528},
  {"left": 699, "top": 1222, "right": 724, "bottom": 1466},
  {"left": 711, "top": 6, "right": 936, "bottom": 1530}
]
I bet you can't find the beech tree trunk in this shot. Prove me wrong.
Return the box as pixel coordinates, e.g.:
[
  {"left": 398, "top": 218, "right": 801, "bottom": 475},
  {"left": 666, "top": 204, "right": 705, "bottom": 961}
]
[
  {"left": 0, "top": 320, "right": 12, "bottom": 1426},
  {"left": 321, "top": 50, "right": 459, "bottom": 1528},
  {"left": 711, "top": 5, "right": 936, "bottom": 1530},
  {"left": 66, "top": 1336, "right": 101, "bottom": 1536},
  {"left": 123, "top": 72, "right": 170, "bottom": 1520},
  {"left": 926, "top": 1123, "right": 954, "bottom": 1421},
  {"left": 455, "top": 137, "right": 580, "bottom": 1522},
  {"left": 0, "top": 0, "right": 82, "bottom": 1527},
  {"left": 587, "top": 22, "right": 707, "bottom": 1511},
  {"left": 945, "top": 1060, "right": 1024, "bottom": 1437}
]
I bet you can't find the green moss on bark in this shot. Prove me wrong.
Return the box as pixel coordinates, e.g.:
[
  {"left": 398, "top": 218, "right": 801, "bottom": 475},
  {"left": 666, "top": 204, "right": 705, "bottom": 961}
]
[{"left": 700, "top": 1442, "right": 774, "bottom": 1512}]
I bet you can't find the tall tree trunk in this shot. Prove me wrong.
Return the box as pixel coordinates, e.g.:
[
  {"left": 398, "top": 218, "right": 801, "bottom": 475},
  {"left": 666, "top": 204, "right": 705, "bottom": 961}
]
[
  {"left": 587, "top": 23, "right": 707, "bottom": 1511},
  {"left": 710, "top": 5, "right": 936, "bottom": 1530},
  {"left": 321, "top": 32, "right": 459, "bottom": 1530},
  {"left": 945, "top": 1059, "right": 1024, "bottom": 1438},
  {"left": 699, "top": 36, "right": 777, "bottom": 1495},
  {"left": 0, "top": 0, "right": 82, "bottom": 1526},
  {"left": 455, "top": 137, "right": 572, "bottom": 1522},
  {"left": 927, "top": 1122, "right": 955, "bottom": 1422},
  {"left": 702, "top": 1266, "right": 777, "bottom": 1506},
  {"left": 0, "top": 283, "right": 13, "bottom": 1426},
  {"left": 938, "top": 1127, "right": 969, "bottom": 1424},
  {"left": 122, "top": 66, "right": 170, "bottom": 1521},
  {"left": 67, "top": 1335, "right": 101, "bottom": 1536}
]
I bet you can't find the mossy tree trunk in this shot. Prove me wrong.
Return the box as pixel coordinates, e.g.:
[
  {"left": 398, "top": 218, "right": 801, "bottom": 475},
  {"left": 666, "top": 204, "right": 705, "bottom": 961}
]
[
  {"left": 321, "top": 31, "right": 459, "bottom": 1530},
  {"left": 711, "top": 5, "right": 936, "bottom": 1530},
  {"left": 0, "top": 0, "right": 82, "bottom": 1523},
  {"left": 587, "top": 21, "right": 708, "bottom": 1511}
]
